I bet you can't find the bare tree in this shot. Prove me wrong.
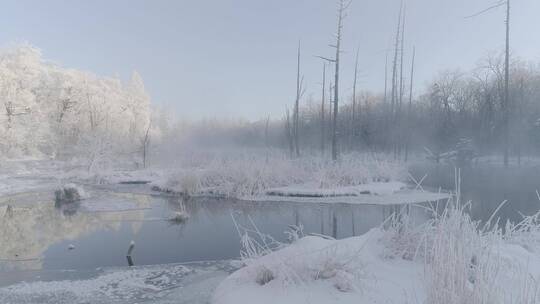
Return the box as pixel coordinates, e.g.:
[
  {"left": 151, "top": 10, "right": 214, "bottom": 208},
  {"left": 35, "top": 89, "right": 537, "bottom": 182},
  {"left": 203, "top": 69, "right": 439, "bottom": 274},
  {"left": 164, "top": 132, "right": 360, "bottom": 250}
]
[
  {"left": 293, "top": 40, "right": 304, "bottom": 158},
  {"left": 397, "top": 5, "right": 406, "bottom": 158},
  {"left": 4, "top": 101, "right": 30, "bottom": 130},
  {"left": 465, "top": 0, "right": 511, "bottom": 166},
  {"left": 390, "top": 1, "right": 403, "bottom": 158},
  {"left": 384, "top": 53, "right": 388, "bottom": 106},
  {"left": 141, "top": 118, "right": 151, "bottom": 168},
  {"left": 503, "top": 0, "right": 510, "bottom": 167},
  {"left": 318, "top": 0, "right": 350, "bottom": 161},
  {"left": 328, "top": 81, "right": 333, "bottom": 145},
  {"left": 57, "top": 86, "right": 77, "bottom": 123},
  {"left": 320, "top": 63, "right": 326, "bottom": 154},
  {"left": 264, "top": 115, "right": 270, "bottom": 163},
  {"left": 350, "top": 47, "right": 360, "bottom": 149},
  {"left": 516, "top": 76, "right": 524, "bottom": 165},
  {"left": 405, "top": 47, "right": 415, "bottom": 162},
  {"left": 383, "top": 52, "right": 389, "bottom": 150},
  {"left": 284, "top": 108, "right": 294, "bottom": 157}
]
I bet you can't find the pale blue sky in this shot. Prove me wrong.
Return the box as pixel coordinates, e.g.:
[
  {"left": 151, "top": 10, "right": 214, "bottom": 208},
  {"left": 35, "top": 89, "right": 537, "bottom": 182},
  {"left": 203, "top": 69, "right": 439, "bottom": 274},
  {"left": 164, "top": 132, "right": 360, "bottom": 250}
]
[{"left": 1, "top": 0, "right": 539, "bottom": 120}]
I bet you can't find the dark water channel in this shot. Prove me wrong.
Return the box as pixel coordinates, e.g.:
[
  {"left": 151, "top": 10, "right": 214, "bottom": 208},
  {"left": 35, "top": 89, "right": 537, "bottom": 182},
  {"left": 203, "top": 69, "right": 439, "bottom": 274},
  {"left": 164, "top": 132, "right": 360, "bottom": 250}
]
[{"left": 410, "top": 162, "right": 540, "bottom": 224}]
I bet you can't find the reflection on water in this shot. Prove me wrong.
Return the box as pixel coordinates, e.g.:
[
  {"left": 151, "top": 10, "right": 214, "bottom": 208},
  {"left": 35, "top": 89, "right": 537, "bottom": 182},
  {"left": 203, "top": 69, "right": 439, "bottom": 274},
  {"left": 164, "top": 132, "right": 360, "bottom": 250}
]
[
  {"left": 410, "top": 163, "right": 540, "bottom": 223},
  {"left": 0, "top": 188, "right": 431, "bottom": 276},
  {"left": 0, "top": 191, "right": 149, "bottom": 272}
]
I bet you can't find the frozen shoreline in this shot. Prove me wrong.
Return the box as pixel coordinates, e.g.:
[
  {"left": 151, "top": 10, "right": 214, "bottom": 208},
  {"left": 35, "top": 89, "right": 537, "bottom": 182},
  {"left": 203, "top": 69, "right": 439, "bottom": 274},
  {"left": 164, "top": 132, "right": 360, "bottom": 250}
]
[
  {"left": 0, "top": 261, "right": 238, "bottom": 304},
  {"left": 213, "top": 206, "right": 540, "bottom": 304}
]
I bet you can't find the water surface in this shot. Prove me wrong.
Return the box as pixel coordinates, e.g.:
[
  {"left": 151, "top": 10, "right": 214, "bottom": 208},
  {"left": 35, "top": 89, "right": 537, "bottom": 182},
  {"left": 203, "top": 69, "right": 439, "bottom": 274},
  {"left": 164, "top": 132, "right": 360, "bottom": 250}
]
[{"left": 0, "top": 184, "right": 430, "bottom": 286}]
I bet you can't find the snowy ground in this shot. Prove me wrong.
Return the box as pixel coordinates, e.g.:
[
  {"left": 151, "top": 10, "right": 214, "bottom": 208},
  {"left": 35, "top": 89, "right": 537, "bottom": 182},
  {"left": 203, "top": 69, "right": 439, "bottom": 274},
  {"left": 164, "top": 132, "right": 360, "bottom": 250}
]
[
  {"left": 213, "top": 204, "right": 540, "bottom": 304},
  {"left": 255, "top": 181, "right": 450, "bottom": 205},
  {"left": 251, "top": 190, "right": 450, "bottom": 205},
  {"left": 0, "top": 261, "right": 238, "bottom": 304},
  {"left": 213, "top": 229, "right": 426, "bottom": 304}
]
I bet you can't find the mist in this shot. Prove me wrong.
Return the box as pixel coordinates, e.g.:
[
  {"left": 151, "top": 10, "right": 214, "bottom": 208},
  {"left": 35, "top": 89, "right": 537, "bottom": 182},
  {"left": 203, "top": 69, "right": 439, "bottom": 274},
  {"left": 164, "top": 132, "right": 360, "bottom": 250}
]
[{"left": 2, "top": 1, "right": 540, "bottom": 304}]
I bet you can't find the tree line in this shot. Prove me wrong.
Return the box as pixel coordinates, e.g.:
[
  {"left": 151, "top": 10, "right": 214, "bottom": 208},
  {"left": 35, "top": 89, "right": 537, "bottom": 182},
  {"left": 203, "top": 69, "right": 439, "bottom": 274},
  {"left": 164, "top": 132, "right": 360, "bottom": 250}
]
[{"left": 0, "top": 44, "right": 157, "bottom": 169}]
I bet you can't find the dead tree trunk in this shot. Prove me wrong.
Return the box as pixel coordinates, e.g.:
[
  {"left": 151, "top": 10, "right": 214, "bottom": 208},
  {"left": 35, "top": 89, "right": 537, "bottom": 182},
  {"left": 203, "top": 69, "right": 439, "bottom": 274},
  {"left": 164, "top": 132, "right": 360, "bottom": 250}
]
[
  {"left": 383, "top": 53, "right": 389, "bottom": 151},
  {"left": 517, "top": 77, "right": 524, "bottom": 165},
  {"left": 320, "top": 63, "right": 326, "bottom": 154},
  {"left": 397, "top": 7, "right": 406, "bottom": 159},
  {"left": 503, "top": 0, "right": 510, "bottom": 167},
  {"left": 142, "top": 119, "right": 151, "bottom": 168},
  {"left": 265, "top": 116, "right": 270, "bottom": 163},
  {"left": 329, "top": 81, "right": 333, "bottom": 146},
  {"left": 390, "top": 2, "right": 403, "bottom": 158},
  {"left": 293, "top": 41, "right": 302, "bottom": 158},
  {"left": 405, "top": 47, "right": 415, "bottom": 162},
  {"left": 350, "top": 47, "right": 359, "bottom": 149},
  {"left": 331, "top": 0, "right": 348, "bottom": 161},
  {"left": 285, "top": 108, "right": 294, "bottom": 157}
]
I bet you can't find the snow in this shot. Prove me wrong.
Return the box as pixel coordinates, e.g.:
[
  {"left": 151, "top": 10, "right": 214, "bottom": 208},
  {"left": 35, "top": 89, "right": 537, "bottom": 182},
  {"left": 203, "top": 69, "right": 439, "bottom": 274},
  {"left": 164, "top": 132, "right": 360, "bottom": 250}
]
[
  {"left": 265, "top": 181, "right": 407, "bottom": 197},
  {"left": 0, "top": 262, "right": 235, "bottom": 304},
  {"left": 213, "top": 229, "right": 426, "bottom": 304},
  {"left": 213, "top": 202, "right": 540, "bottom": 304},
  {"left": 252, "top": 190, "right": 450, "bottom": 205},
  {"left": 0, "top": 155, "right": 447, "bottom": 207},
  {"left": 257, "top": 181, "right": 451, "bottom": 205}
]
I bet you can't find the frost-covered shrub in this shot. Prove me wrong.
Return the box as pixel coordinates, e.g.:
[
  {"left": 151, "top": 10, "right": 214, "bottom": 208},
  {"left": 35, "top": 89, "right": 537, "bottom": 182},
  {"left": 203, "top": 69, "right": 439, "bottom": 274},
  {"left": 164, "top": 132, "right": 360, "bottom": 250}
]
[
  {"left": 157, "top": 150, "right": 406, "bottom": 198},
  {"left": 383, "top": 196, "right": 540, "bottom": 304}
]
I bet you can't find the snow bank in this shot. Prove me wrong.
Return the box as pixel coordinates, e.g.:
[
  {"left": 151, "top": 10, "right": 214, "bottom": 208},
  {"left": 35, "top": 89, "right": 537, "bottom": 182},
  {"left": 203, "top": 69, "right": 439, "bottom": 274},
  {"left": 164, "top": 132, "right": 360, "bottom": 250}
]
[
  {"left": 0, "top": 264, "right": 192, "bottom": 303},
  {"left": 213, "top": 229, "right": 426, "bottom": 304},
  {"left": 214, "top": 200, "right": 540, "bottom": 304},
  {"left": 253, "top": 190, "right": 450, "bottom": 205},
  {"left": 265, "top": 181, "right": 406, "bottom": 197},
  {"left": 0, "top": 261, "right": 239, "bottom": 304}
]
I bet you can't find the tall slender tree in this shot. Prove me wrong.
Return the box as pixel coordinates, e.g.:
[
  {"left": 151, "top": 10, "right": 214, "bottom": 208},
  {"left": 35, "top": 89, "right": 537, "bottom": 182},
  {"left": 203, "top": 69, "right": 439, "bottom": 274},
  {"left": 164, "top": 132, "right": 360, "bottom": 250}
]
[
  {"left": 331, "top": 0, "right": 349, "bottom": 160},
  {"left": 397, "top": 5, "right": 406, "bottom": 158},
  {"left": 293, "top": 41, "right": 302, "bottom": 158},
  {"left": 405, "top": 47, "right": 415, "bottom": 162},
  {"left": 465, "top": 0, "right": 511, "bottom": 166},
  {"left": 350, "top": 47, "right": 360, "bottom": 148},
  {"left": 285, "top": 107, "right": 294, "bottom": 157},
  {"left": 503, "top": 0, "right": 510, "bottom": 167},
  {"left": 320, "top": 63, "right": 326, "bottom": 154},
  {"left": 390, "top": 1, "right": 403, "bottom": 158},
  {"left": 316, "top": 0, "right": 350, "bottom": 161}
]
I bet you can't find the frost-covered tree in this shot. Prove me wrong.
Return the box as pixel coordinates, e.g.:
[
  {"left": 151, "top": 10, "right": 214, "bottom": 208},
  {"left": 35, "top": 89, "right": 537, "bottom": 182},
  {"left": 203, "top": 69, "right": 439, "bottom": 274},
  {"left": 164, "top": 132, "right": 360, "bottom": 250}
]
[{"left": 0, "top": 44, "right": 156, "bottom": 168}]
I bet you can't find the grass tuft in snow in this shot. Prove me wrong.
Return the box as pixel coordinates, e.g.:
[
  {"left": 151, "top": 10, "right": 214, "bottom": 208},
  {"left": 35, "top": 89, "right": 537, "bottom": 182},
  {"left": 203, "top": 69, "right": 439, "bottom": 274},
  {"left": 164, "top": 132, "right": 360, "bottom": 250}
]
[
  {"left": 384, "top": 171, "right": 540, "bottom": 304},
  {"left": 155, "top": 150, "right": 405, "bottom": 198}
]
